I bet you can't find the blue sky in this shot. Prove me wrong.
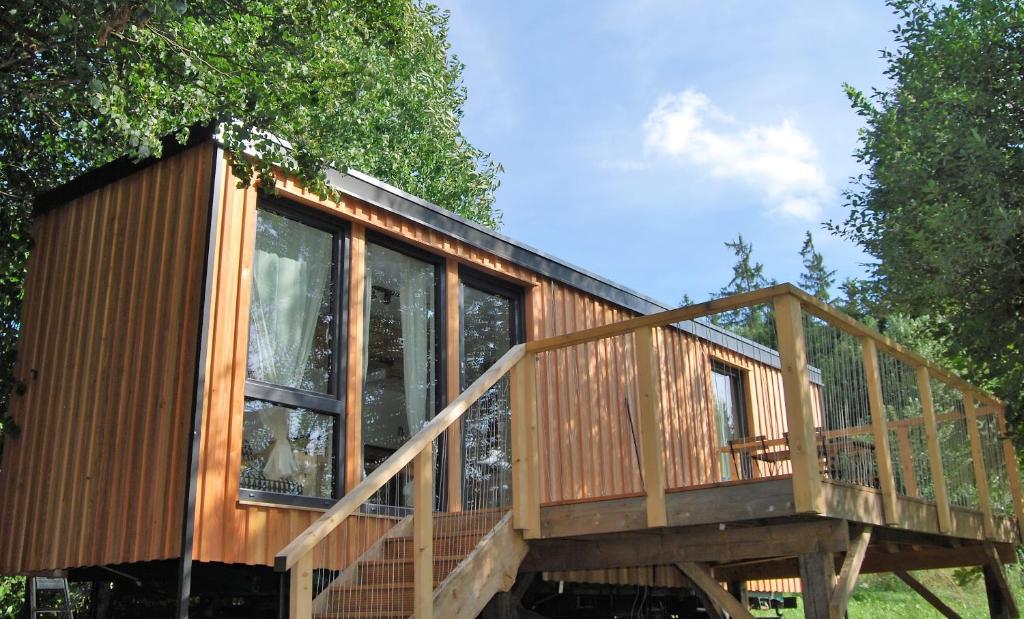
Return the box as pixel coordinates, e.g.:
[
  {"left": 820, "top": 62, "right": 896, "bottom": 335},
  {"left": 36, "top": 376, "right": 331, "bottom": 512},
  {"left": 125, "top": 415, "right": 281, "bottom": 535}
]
[{"left": 437, "top": 1, "right": 898, "bottom": 306}]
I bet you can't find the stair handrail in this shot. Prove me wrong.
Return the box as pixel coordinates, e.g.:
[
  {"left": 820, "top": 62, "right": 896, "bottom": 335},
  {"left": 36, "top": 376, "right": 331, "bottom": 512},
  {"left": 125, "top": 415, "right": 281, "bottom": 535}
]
[{"left": 274, "top": 343, "right": 526, "bottom": 573}]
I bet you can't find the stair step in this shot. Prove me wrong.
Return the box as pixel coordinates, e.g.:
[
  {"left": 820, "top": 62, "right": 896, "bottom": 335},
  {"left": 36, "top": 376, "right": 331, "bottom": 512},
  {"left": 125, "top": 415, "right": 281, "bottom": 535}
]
[
  {"left": 381, "top": 534, "right": 484, "bottom": 559},
  {"left": 315, "top": 612, "right": 409, "bottom": 619},
  {"left": 358, "top": 556, "right": 464, "bottom": 585},
  {"left": 319, "top": 584, "right": 414, "bottom": 613}
]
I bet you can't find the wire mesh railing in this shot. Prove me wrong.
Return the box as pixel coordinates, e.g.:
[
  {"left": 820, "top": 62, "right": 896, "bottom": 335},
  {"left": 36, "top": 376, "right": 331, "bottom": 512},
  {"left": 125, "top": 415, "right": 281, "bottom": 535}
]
[
  {"left": 801, "top": 310, "right": 879, "bottom": 490},
  {"left": 877, "top": 350, "right": 934, "bottom": 500},
  {"left": 930, "top": 378, "right": 979, "bottom": 510},
  {"left": 277, "top": 285, "right": 1021, "bottom": 617},
  {"left": 276, "top": 345, "right": 524, "bottom": 619},
  {"left": 977, "top": 406, "right": 1014, "bottom": 516},
  {"left": 304, "top": 399, "right": 511, "bottom": 619},
  {"left": 521, "top": 285, "right": 1019, "bottom": 531}
]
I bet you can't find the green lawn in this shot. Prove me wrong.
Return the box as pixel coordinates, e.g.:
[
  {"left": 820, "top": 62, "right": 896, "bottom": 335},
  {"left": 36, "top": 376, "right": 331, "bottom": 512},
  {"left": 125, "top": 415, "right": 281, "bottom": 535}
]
[{"left": 752, "top": 568, "right": 1023, "bottom": 618}]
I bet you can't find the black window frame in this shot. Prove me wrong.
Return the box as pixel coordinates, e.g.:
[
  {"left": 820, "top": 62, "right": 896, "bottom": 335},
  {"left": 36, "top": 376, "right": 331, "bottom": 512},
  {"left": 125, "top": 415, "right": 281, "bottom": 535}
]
[
  {"left": 710, "top": 359, "right": 752, "bottom": 480},
  {"left": 239, "top": 195, "right": 350, "bottom": 510},
  {"left": 457, "top": 266, "right": 526, "bottom": 510},
  {"left": 360, "top": 232, "right": 448, "bottom": 513},
  {"left": 457, "top": 265, "right": 526, "bottom": 390}
]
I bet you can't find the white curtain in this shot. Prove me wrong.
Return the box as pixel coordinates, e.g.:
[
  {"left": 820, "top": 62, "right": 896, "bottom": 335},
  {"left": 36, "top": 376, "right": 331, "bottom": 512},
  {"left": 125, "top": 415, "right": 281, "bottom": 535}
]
[
  {"left": 249, "top": 221, "right": 331, "bottom": 481},
  {"left": 399, "top": 257, "right": 433, "bottom": 438}
]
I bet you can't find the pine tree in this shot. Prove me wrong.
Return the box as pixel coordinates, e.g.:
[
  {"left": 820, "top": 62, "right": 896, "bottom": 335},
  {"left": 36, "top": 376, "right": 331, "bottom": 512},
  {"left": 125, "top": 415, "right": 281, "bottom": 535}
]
[
  {"left": 798, "top": 231, "right": 836, "bottom": 302},
  {"left": 710, "top": 235, "right": 776, "bottom": 346}
]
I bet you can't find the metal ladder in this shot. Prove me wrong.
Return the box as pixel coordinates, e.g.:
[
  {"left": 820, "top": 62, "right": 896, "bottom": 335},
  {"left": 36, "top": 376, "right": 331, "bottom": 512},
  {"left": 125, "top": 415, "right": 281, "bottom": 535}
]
[{"left": 28, "top": 577, "right": 74, "bottom": 618}]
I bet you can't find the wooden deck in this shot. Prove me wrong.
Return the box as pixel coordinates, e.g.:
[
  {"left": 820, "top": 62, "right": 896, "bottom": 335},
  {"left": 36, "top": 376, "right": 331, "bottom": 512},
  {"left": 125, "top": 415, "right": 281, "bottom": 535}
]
[{"left": 522, "top": 477, "right": 1018, "bottom": 617}]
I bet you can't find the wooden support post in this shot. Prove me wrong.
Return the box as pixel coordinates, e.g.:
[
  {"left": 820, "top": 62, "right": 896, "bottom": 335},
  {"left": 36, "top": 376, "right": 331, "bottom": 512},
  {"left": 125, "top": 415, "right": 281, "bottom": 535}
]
[
  {"left": 414, "top": 446, "right": 434, "bottom": 619},
  {"left": 634, "top": 326, "right": 667, "bottom": 528},
  {"left": 773, "top": 294, "right": 825, "bottom": 514},
  {"left": 799, "top": 552, "right": 836, "bottom": 619},
  {"left": 863, "top": 338, "right": 899, "bottom": 524},
  {"left": 829, "top": 524, "right": 872, "bottom": 619},
  {"left": 897, "top": 425, "right": 919, "bottom": 497},
  {"left": 894, "top": 571, "right": 963, "bottom": 619},
  {"left": 983, "top": 542, "right": 1019, "bottom": 619},
  {"left": 917, "top": 366, "right": 952, "bottom": 534},
  {"left": 289, "top": 554, "right": 313, "bottom": 619},
  {"left": 511, "top": 354, "right": 541, "bottom": 538},
  {"left": 445, "top": 259, "right": 463, "bottom": 512},
  {"left": 676, "top": 562, "right": 754, "bottom": 619},
  {"left": 996, "top": 407, "right": 1024, "bottom": 537},
  {"left": 964, "top": 391, "right": 996, "bottom": 538}
]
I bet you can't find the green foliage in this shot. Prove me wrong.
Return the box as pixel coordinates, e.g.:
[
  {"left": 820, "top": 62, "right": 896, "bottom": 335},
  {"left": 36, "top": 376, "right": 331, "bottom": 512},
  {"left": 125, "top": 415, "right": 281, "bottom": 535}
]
[
  {"left": 709, "top": 234, "right": 777, "bottom": 346},
  {"left": 0, "top": 575, "right": 24, "bottom": 617},
  {"left": 798, "top": 231, "right": 836, "bottom": 302},
  {"left": 834, "top": 0, "right": 1024, "bottom": 429},
  {"left": 0, "top": 1, "right": 501, "bottom": 446}
]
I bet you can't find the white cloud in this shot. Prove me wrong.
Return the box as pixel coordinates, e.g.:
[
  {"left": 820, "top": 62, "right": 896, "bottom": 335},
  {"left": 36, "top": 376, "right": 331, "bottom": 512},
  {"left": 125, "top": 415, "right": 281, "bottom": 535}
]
[{"left": 642, "top": 90, "right": 830, "bottom": 220}]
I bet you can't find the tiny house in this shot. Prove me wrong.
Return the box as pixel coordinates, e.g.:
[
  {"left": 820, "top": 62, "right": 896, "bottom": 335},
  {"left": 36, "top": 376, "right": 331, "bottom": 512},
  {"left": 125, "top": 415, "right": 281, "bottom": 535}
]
[{"left": 1, "top": 127, "right": 1021, "bottom": 619}]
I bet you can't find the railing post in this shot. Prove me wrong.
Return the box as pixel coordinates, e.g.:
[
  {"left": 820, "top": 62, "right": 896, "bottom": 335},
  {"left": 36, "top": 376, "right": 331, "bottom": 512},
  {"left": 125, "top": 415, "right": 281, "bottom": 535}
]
[
  {"left": 895, "top": 425, "right": 918, "bottom": 497},
  {"left": 862, "top": 338, "right": 899, "bottom": 525},
  {"left": 964, "top": 391, "right": 995, "bottom": 538},
  {"left": 511, "top": 353, "right": 541, "bottom": 538},
  {"left": 414, "top": 445, "right": 434, "bottom": 619},
  {"left": 772, "top": 294, "right": 824, "bottom": 514},
  {"left": 996, "top": 406, "right": 1024, "bottom": 538},
  {"left": 916, "top": 367, "right": 952, "bottom": 534},
  {"left": 288, "top": 554, "right": 313, "bottom": 619},
  {"left": 634, "top": 326, "right": 668, "bottom": 528}
]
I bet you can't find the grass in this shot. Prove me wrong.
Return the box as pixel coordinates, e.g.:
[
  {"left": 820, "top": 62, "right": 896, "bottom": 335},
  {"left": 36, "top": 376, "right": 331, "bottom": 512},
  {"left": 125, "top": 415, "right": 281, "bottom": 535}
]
[{"left": 751, "top": 567, "right": 1024, "bottom": 618}]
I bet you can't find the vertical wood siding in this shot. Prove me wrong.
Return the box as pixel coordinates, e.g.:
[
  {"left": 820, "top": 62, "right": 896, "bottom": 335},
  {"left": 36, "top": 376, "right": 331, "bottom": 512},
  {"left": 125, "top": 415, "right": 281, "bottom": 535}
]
[
  {"left": 193, "top": 163, "right": 802, "bottom": 570},
  {"left": 0, "top": 144, "right": 214, "bottom": 573}
]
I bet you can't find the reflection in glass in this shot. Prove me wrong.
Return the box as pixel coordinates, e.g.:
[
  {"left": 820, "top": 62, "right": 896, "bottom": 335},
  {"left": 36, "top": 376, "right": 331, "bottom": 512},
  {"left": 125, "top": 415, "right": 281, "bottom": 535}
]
[
  {"left": 712, "top": 361, "right": 750, "bottom": 480},
  {"left": 361, "top": 242, "right": 438, "bottom": 506},
  {"left": 247, "top": 208, "right": 334, "bottom": 394},
  {"left": 240, "top": 399, "right": 335, "bottom": 498},
  {"left": 461, "top": 283, "right": 515, "bottom": 510}
]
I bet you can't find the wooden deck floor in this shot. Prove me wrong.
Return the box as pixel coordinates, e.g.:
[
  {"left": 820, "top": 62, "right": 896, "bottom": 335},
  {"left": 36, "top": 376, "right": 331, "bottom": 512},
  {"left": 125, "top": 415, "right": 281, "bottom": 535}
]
[{"left": 524, "top": 477, "right": 1017, "bottom": 581}]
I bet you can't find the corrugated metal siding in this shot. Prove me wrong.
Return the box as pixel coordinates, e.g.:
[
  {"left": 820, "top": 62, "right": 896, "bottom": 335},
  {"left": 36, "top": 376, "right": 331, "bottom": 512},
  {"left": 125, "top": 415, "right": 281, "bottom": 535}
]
[{"left": 0, "top": 144, "right": 214, "bottom": 573}]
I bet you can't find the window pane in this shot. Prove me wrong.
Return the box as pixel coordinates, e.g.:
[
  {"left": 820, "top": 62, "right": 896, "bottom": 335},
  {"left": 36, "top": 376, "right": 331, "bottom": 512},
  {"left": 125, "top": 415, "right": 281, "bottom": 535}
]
[
  {"left": 247, "top": 208, "right": 334, "bottom": 394},
  {"left": 461, "top": 283, "right": 515, "bottom": 509},
  {"left": 712, "top": 362, "right": 750, "bottom": 480},
  {"left": 461, "top": 284, "right": 513, "bottom": 388},
  {"left": 362, "top": 243, "right": 437, "bottom": 480},
  {"left": 241, "top": 399, "right": 335, "bottom": 498}
]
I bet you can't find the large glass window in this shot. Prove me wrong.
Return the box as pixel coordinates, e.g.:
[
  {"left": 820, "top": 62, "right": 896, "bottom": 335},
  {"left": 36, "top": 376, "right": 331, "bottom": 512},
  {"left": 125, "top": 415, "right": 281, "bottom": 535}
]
[
  {"left": 361, "top": 239, "right": 441, "bottom": 505},
  {"left": 711, "top": 360, "right": 750, "bottom": 481},
  {"left": 460, "top": 271, "right": 523, "bottom": 510},
  {"left": 240, "top": 203, "right": 345, "bottom": 506}
]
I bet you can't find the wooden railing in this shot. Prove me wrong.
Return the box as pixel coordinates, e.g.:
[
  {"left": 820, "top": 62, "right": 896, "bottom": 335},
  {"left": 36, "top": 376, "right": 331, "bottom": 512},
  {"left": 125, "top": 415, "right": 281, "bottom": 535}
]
[
  {"left": 275, "top": 283, "right": 1023, "bottom": 617},
  {"left": 522, "top": 283, "right": 1023, "bottom": 535},
  {"left": 274, "top": 344, "right": 528, "bottom": 618}
]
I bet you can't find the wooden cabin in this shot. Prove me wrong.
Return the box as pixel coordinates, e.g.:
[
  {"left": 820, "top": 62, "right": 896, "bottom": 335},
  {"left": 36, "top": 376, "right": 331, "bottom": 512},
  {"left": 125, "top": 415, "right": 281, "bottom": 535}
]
[{"left": 1, "top": 127, "right": 1021, "bottom": 619}]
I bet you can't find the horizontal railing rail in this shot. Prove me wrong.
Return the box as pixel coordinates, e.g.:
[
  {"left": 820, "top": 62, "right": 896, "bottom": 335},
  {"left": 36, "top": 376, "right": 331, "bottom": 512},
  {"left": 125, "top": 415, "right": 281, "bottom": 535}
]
[
  {"left": 522, "top": 283, "right": 1021, "bottom": 537},
  {"left": 273, "top": 283, "right": 1021, "bottom": 617}
]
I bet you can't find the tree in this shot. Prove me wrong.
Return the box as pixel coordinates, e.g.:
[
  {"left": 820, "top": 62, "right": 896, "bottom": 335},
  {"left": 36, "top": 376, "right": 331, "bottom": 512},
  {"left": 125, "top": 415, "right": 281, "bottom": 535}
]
[
  {"left": 835, "top": 0, "right": 1024, "bottom": 424},
  {"left": 710, "top": 234, "right": 777, "bottom": 346},
  {"left": 798, "top": 231, "right": 836, "bottom": 301},
  {"left": 0, "top": 0, "right": 502, "bottom": 447}
]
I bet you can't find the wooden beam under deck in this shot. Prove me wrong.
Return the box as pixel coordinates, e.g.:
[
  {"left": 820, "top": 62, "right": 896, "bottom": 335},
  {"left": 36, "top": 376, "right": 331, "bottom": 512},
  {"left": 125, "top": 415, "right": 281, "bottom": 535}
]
[
  {"left": 521, "top": 520, "right": 849, "bottom": 572},
  {"left": 712, "top": 542, "right": 1016, "bottom": 582},
  {"left": 537, "top": 479, "right": 1018, "bottom": 545}
]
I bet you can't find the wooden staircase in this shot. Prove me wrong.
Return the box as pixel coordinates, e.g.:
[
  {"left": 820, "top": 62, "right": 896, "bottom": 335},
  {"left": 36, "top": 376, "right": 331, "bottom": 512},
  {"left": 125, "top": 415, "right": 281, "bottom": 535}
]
[{"left": 312, "top": 510, "right": 527, "bottom": 619}]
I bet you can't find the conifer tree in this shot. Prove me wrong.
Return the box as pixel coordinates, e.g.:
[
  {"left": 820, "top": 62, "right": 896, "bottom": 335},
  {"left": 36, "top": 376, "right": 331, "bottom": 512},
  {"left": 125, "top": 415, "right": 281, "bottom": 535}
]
[{"left": 798, "top": 231, "right": 836, "bottom": 301}]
